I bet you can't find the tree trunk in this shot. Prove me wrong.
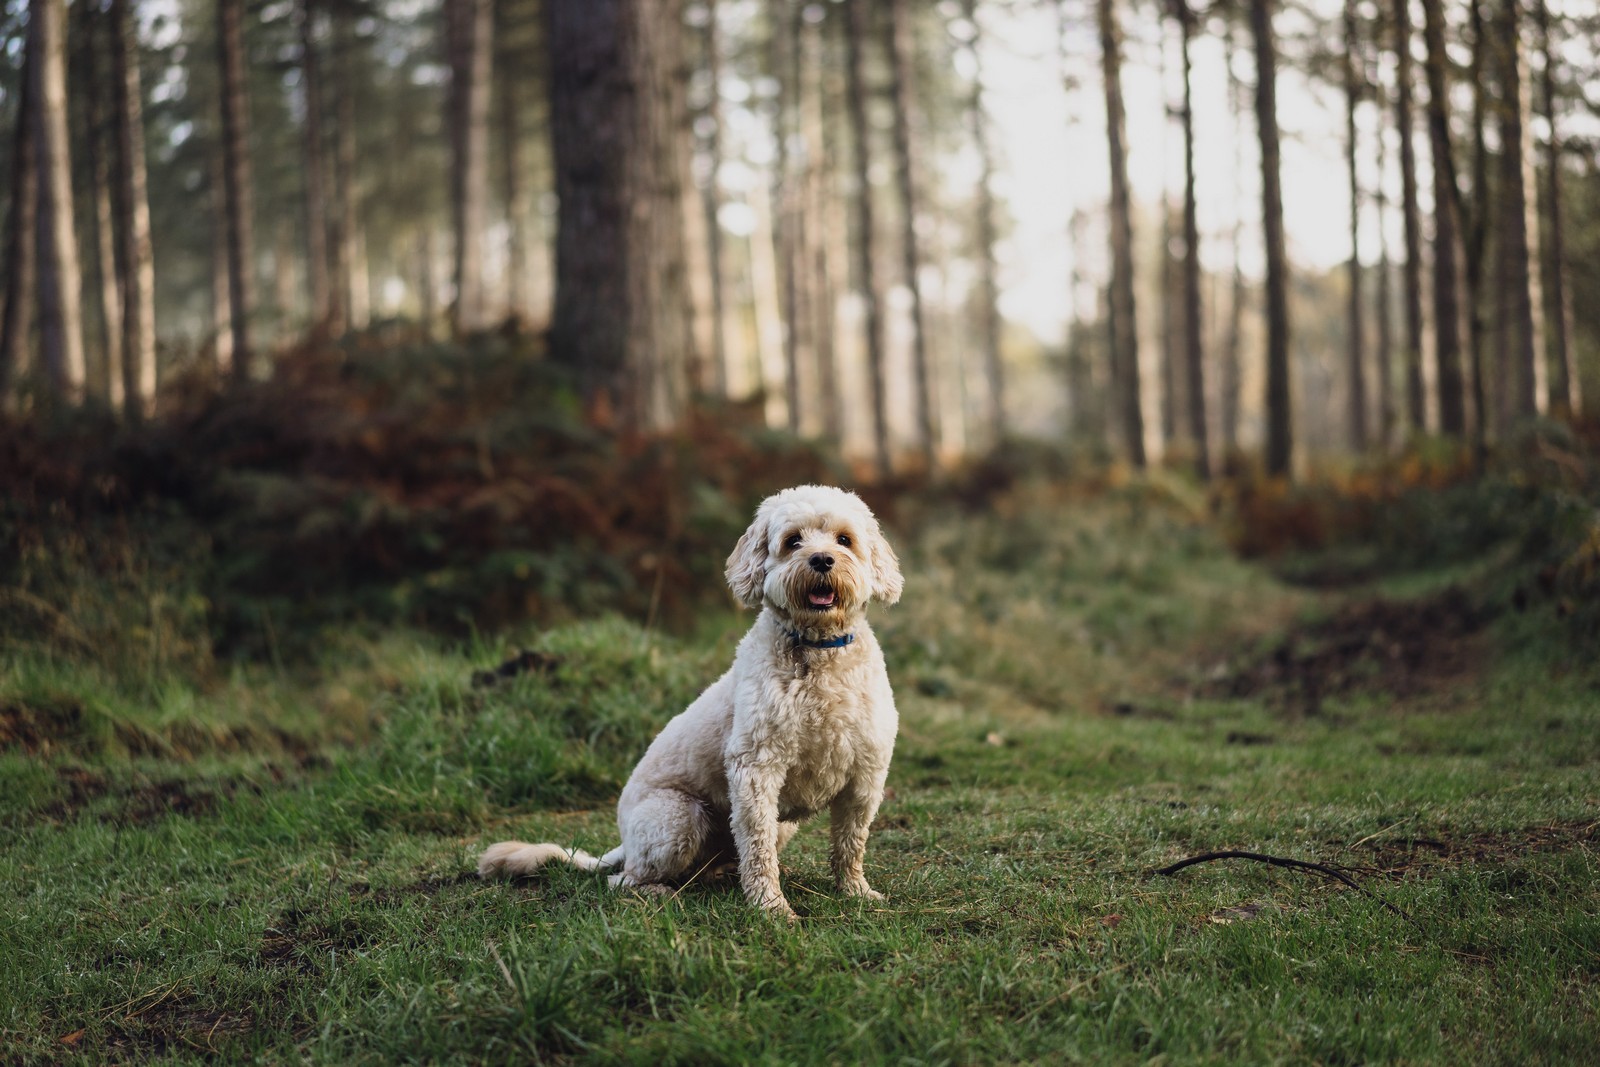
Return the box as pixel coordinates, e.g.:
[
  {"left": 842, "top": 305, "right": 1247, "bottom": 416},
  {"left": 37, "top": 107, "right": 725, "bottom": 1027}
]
[
  {"left": 210, "top": 153, "right": 234, "bottom": 374},
  {"left": 1374, "top": 78, "right": 1395, "bottom": 449},
  {"left": 1343, "top": 0, "right": 1368, "bottom": 451},
  {"left": 1098, "top": 0, "right": 1145, "bottom": 467},
  {"left": 33, "top": 0, "right": 85, "bottom": 401},
  {"left": 498, "top": 12, "right": 529, "bottom": 324},
  {"left": 1173, "top": 0, "right": 1208, "bottom": 477},
  {"left": 218, "top": 0, "right": 256, "bottom": 377},
  {"left": 332, "top": 5, "right": 363, "bottom": 333},
  {"left": 110, "top": 0, "right": 156, "bottom": 417},
  {"left": 0, "top": 42, "right": 37, "bottom": 401},
  {"left": 1465, "top": 0, "right": 1489, "bottom": 455},
  {"left": 887, "top": 0, "right": 936, "bottom": 466},
  {"left": 697, "top": 0, "right": 730, "bottom": 397},
  {"left": 844, "top": 0, "right": 889, "bottom": 473},
  {"left": 77, "top": 0, "right": 123, "bottom": 408},
  {"left": 297, "top": 0, "right": 332, "bottom": 334},
  {"left": 545, "top": 0, "right": 694, "bottom": 428},
  {"left": 1221, "top": 19, "right": 1245, "bottom": 460},
  {"left": 804, "top": 5, "right": 841, "bottom": 439},
  {"left": 1534, "top": 0, "right": 1577, "bottom": 417},
  {"left": 1391, "top": 0, "right": 1425, "bottom": 433},
  {"left": 1251, "top": 0, "right": 1292, "bottom": 477},
  {"left": 449, "top": 0, "right": 493, "bottom": 335},
  {"left": 1494, "top": 0, "right": 1545, "bottom": 422},
  {"left": 769, "top": 0, "right": 802, "bottom": 433},
  {"left": 1421, "top": 0, "right": 1466, "bottom": 435},
  {"left": 963, "top": 0, "right": 1004, "bottom": 452}
]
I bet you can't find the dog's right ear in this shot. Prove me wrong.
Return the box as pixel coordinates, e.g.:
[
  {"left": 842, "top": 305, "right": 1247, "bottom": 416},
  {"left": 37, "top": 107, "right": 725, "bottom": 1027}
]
[{"left": 725, "top": 510, "right": 770, "bottom": 609}]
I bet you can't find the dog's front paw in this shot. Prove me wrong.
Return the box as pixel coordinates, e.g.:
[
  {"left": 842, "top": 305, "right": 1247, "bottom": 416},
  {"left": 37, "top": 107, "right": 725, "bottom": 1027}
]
[{"left": 839, "top": 879, "right": 885, "bottom": 901}]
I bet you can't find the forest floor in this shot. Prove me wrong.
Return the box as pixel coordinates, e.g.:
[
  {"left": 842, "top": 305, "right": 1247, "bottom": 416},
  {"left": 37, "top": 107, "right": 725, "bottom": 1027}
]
[{"left": 2, "top": 477, "right": 1598, "bottom": 1065}]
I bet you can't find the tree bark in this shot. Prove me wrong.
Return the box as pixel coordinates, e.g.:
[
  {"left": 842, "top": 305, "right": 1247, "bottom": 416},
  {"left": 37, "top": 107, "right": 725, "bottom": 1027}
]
[
  {"left": 297, "top": 0, "right": 332, "bottom": 334},
  {"left": 448, "top": 0, "right": 493, "bottom": 335},
  {"left": 1465, "top": 0, "right": 1489, "bottom": 454},
  {"left": 218, "top": 0, "right": 256, "bottom": 377},
  {"left": 888, "top": 0, "right": 936, "bottom": 465},
  {"left": 1344, "top": 0, "right": 1368, "bottom": 451},
  {"left": 332, "top": 5, "right": 363, "bottom": 332},
  {"left": 1098, "top": 0, "right": 1145, "bottom": 467},
  {"left": 963, "top": 0, "right": 1004, "bottom": 452},
  {"left": 770, "top": 0, "right": 803, "bottom": 432},
  {"left": 1391, "top": 0, "right": 1425, "bottom": 432},
  {"left": 0, "top": 42, "right": 37, "bottom": 401},
  {"left": 497, "top": 6, "right": 529, "bottom": 324},
  {"left": 1221, "top": 18, "right": 1246, "bottom": 460},
  {"left": 1493, "top": 0, "right": 1545, "bottom": 422},
  {"left": 804, "top": 5, "right": 841, "bottom": 439},
  {"left": 110, "top": 0, "right": 156, "bottom": 417},
  {"left": 78, "top": 0, "right": 124, "bottom": 408},
  {"left": 1251, "top": 0, "right": 1292, "bottom": 477},
  {"left": 1173, "top": 0, "right": 1208, "bottom": 478},
  {"left": 33, "top": 0, "right": 86, "bottom": 402},
  {"left": 1374, "top": 78, "right": 1395, "bottom": 449},
  {"left": 1534, "top": 0, "right": 1577, "bottom": 417},
  {"left": 210, "top": 153, "right": 234, "bottom": 374},
  {"left": 545, "top": 0, "right": 694, "bottom": 428},
  {"left": 698, "top": 0, "right": 731, "bottom": 397},
  {"left": 844, "top": 0, "right": 889, "bottom": 474},
  {"left": 1421, "top": 0, "right": 1466, "bottom": 434}
]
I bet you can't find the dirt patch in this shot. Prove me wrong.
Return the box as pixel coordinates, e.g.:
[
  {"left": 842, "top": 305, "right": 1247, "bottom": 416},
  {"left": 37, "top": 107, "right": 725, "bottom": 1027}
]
[
  {"left": 37, "top": 766, "right": 258, "bottom": 826},
  {"left": 258, "top": 906, "right": 378, "bottom": 974},
  {"left": 0, "top": 700, "right": 91, "bottom": 755},
  {"left": 104, "top": 997, "right": 254, "bottom": 1060},
  {"left": 1336, "top": 820, "right": 1599, "bottom": 877},
  {"left": 1206, "top": 587, "right": 1496, "bottom": 714}
]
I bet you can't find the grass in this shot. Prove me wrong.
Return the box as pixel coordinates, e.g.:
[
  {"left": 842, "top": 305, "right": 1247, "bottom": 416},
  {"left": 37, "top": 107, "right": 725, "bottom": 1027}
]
[{"left": 2, "top": 480, "right": 1597, "bottom": 1064}]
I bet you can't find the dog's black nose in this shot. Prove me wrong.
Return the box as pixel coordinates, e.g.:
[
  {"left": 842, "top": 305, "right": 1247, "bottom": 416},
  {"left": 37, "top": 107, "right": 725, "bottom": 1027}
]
[{"left": 809, "top": 553, "right": 834, "bottom": 573}]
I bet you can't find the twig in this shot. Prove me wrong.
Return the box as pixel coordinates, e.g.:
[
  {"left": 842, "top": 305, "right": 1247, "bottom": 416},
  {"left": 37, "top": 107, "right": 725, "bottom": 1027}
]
[{"left": 1151, "top": 850, "right": 1424, "bottom": 934}]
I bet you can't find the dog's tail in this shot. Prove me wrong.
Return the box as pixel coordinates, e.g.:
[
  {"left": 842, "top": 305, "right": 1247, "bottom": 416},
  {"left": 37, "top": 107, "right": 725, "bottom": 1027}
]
[{"left": 477, "top": 840, "right": 624, "bottom": 878}]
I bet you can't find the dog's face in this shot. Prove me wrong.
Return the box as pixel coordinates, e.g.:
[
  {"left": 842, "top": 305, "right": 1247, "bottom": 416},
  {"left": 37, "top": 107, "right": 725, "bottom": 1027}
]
[{"left": 725, "top": 486, "right": 902, "bottom": 622}]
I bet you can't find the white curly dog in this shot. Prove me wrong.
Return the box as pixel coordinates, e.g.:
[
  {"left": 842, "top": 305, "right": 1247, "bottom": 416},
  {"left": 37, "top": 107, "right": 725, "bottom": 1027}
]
[{"left": 478, "top": 484, "right": 903, "bottom": 920}]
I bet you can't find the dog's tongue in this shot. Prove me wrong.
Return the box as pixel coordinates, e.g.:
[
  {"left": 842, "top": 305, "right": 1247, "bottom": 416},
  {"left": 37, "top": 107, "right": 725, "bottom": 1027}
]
[{"left": 808, "top": 589, "right": 836, "bottom": 608}]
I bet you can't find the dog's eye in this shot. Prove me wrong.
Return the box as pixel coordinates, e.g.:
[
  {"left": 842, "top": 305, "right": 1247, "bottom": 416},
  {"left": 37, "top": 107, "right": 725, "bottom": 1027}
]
[
  {"left": 784, "top": 534, "right": 803, "bottom": 551},
  {"left": 836, "top": 534, "right": 852, "bottom": 548}
]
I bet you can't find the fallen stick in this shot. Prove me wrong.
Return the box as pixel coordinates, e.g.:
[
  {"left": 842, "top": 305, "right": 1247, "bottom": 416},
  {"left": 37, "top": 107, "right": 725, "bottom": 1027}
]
[{"left": 1151, "top": 850, "right": 1424, "bottom": 933}]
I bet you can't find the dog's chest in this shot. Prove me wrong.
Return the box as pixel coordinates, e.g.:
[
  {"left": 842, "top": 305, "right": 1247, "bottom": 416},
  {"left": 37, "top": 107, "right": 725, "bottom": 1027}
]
[{"left": 775, "top": 681, "right": 868, "bottom": 817}]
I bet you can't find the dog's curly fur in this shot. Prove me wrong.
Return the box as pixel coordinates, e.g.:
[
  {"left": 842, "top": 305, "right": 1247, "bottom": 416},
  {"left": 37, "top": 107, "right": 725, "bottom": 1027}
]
[{"left": 478, "top": 485, "right": 903, "bottom": 919}]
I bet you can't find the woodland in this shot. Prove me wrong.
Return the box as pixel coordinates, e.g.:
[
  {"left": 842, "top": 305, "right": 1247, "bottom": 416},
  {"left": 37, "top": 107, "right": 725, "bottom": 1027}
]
[{"left": 1, "top": 0, "right": 1599, "bottom": 1063}]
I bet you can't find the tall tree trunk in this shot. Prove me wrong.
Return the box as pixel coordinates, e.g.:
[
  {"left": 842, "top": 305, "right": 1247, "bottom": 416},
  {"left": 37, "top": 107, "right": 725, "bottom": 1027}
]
[
  {"left": 698, "top": 0, "right": 730, "bottom": 397},
  {"left": 887, "top": 0, "right": 935, "bottom": 465},
  {"left": 0, "top": 43, "right": 37, "bottom": 401},
  {"left": 1465, "top": 0, "right": 1490, "bottom": 454},
  {"left": 804, "top": 5, "right": 841, "bottom": 438},
  {"left": 449, "top": 0, "right": 493, "bottom": 335},
  {"left": 33, "top": 0, "right": 85, "bottom": 402},
  {"left": 1157, "top": 31, "right": 1178, "bottom": 452},
  {"left": 1391, "top": 0, "right": 1425, "bottom": 432},
  {"left": 1221, "top": 19, "right": 1245, "bottom": 460},
  {"left": 1494, "top": 0, "right": 1545, "bottom": 422},
  {"left": 332, "top": 5, "right": 362, "bottom": 333},
  {"left": 110, "top": 0, "right": 156, "bottom": 417},
  {"left": 1343, "top": 0, "right": 1368, "bottom": 451},
  {"left": 210, "top": 154, "right": 234, "bottom": 374},
  {"left": 218, "top": 0, "right": 256, "bottom": 377},
  {"left": 844, "top": 0, "right": 889, "bottom": 473},
  {"left": 1421, "top": 0, "right": 1466, "bottom": 434},
  {"left": 1173, "top": 0, "right": 1208, "bottom": 477},
  {"left": 963, "top": 0, "right": 1004, "bottom": 450},
  {"left": 769, "top": 0, "right": 802, "bottom": 432},
  {"left": 1251, "top": 0, "right": 1292, "bottom": 477},
  {"left": 545, "top": 0, "right": 694, "bottom": 428},
  {"left": 1374, "top": 78, "right": 1396, "bottom": 449},
  {"left": 1534, "top": 0, "right": 1577, "bottom": 417},
  {"left": 77, "top": 0, "right": 122, "bottom": 408},
  {"left": 297, "top": 0, "right": 332, "bottom": 333},
  {"left": 498, "top": 13, "right": 529, "bottom": 324},
  {"left": 1098, "top": 0, "right": 1145, "bottom": 467}
]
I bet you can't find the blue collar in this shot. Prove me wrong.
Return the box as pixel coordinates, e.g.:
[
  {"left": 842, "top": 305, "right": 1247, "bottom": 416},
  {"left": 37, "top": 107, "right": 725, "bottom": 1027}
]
[{"left": 783, "top": 628, "right": 854, "bottom": 649}]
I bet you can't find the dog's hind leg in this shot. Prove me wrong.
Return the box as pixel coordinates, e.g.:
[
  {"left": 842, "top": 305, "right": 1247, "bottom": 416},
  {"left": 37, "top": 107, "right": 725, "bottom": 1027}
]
[{"left": 613, "top": 789, "right": 713, "bottom": 892}]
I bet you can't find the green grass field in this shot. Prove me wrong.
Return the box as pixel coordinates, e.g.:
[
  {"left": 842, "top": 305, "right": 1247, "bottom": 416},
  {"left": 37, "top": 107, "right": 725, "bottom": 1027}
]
[{"left": 3, "top": 481, "right": 1597, "bottom": 1064}]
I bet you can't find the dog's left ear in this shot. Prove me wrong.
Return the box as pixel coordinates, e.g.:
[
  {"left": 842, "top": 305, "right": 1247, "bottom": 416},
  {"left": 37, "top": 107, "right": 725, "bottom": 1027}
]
[
  {"left": 866, "top": 520, "right": 904, "bottom": 605},
  {"left": 725, "top": 510, "right": 770, "bottom": 609}
]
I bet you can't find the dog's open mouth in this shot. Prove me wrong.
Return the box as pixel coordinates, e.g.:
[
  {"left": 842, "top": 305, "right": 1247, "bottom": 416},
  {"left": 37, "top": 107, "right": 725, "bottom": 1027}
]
[{"left": 806, "top": 586, "right": 837, "bottom": 609}]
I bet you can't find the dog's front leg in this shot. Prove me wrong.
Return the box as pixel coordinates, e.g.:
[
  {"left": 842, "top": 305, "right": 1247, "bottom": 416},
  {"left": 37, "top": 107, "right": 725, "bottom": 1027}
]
[
  {"left": 829, "top": 773, "right": 887, "bottom": 900},
  {"left": 728, "top": 762, "right": 796, "bottom": 920}
]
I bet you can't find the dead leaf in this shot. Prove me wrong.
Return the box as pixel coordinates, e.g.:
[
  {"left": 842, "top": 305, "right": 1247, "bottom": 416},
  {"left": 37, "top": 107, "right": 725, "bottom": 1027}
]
[
  {"left": 1208, "top": 903, "right": 1273, "bottom": 924},
  {"left": 59, "top": 1029, "right": 85, "bottom": 1047}
]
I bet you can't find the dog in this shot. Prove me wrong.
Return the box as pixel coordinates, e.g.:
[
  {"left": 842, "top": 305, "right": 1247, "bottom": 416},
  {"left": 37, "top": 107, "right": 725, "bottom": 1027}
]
[{"left": 478, "top": 484, "right": 903, "bottom": 920}]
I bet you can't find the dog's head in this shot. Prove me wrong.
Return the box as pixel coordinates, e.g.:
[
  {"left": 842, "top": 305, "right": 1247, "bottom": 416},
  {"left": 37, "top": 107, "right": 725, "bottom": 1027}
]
[{"left": 725, "top": 486, "right": 902, "bottom": 623}]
